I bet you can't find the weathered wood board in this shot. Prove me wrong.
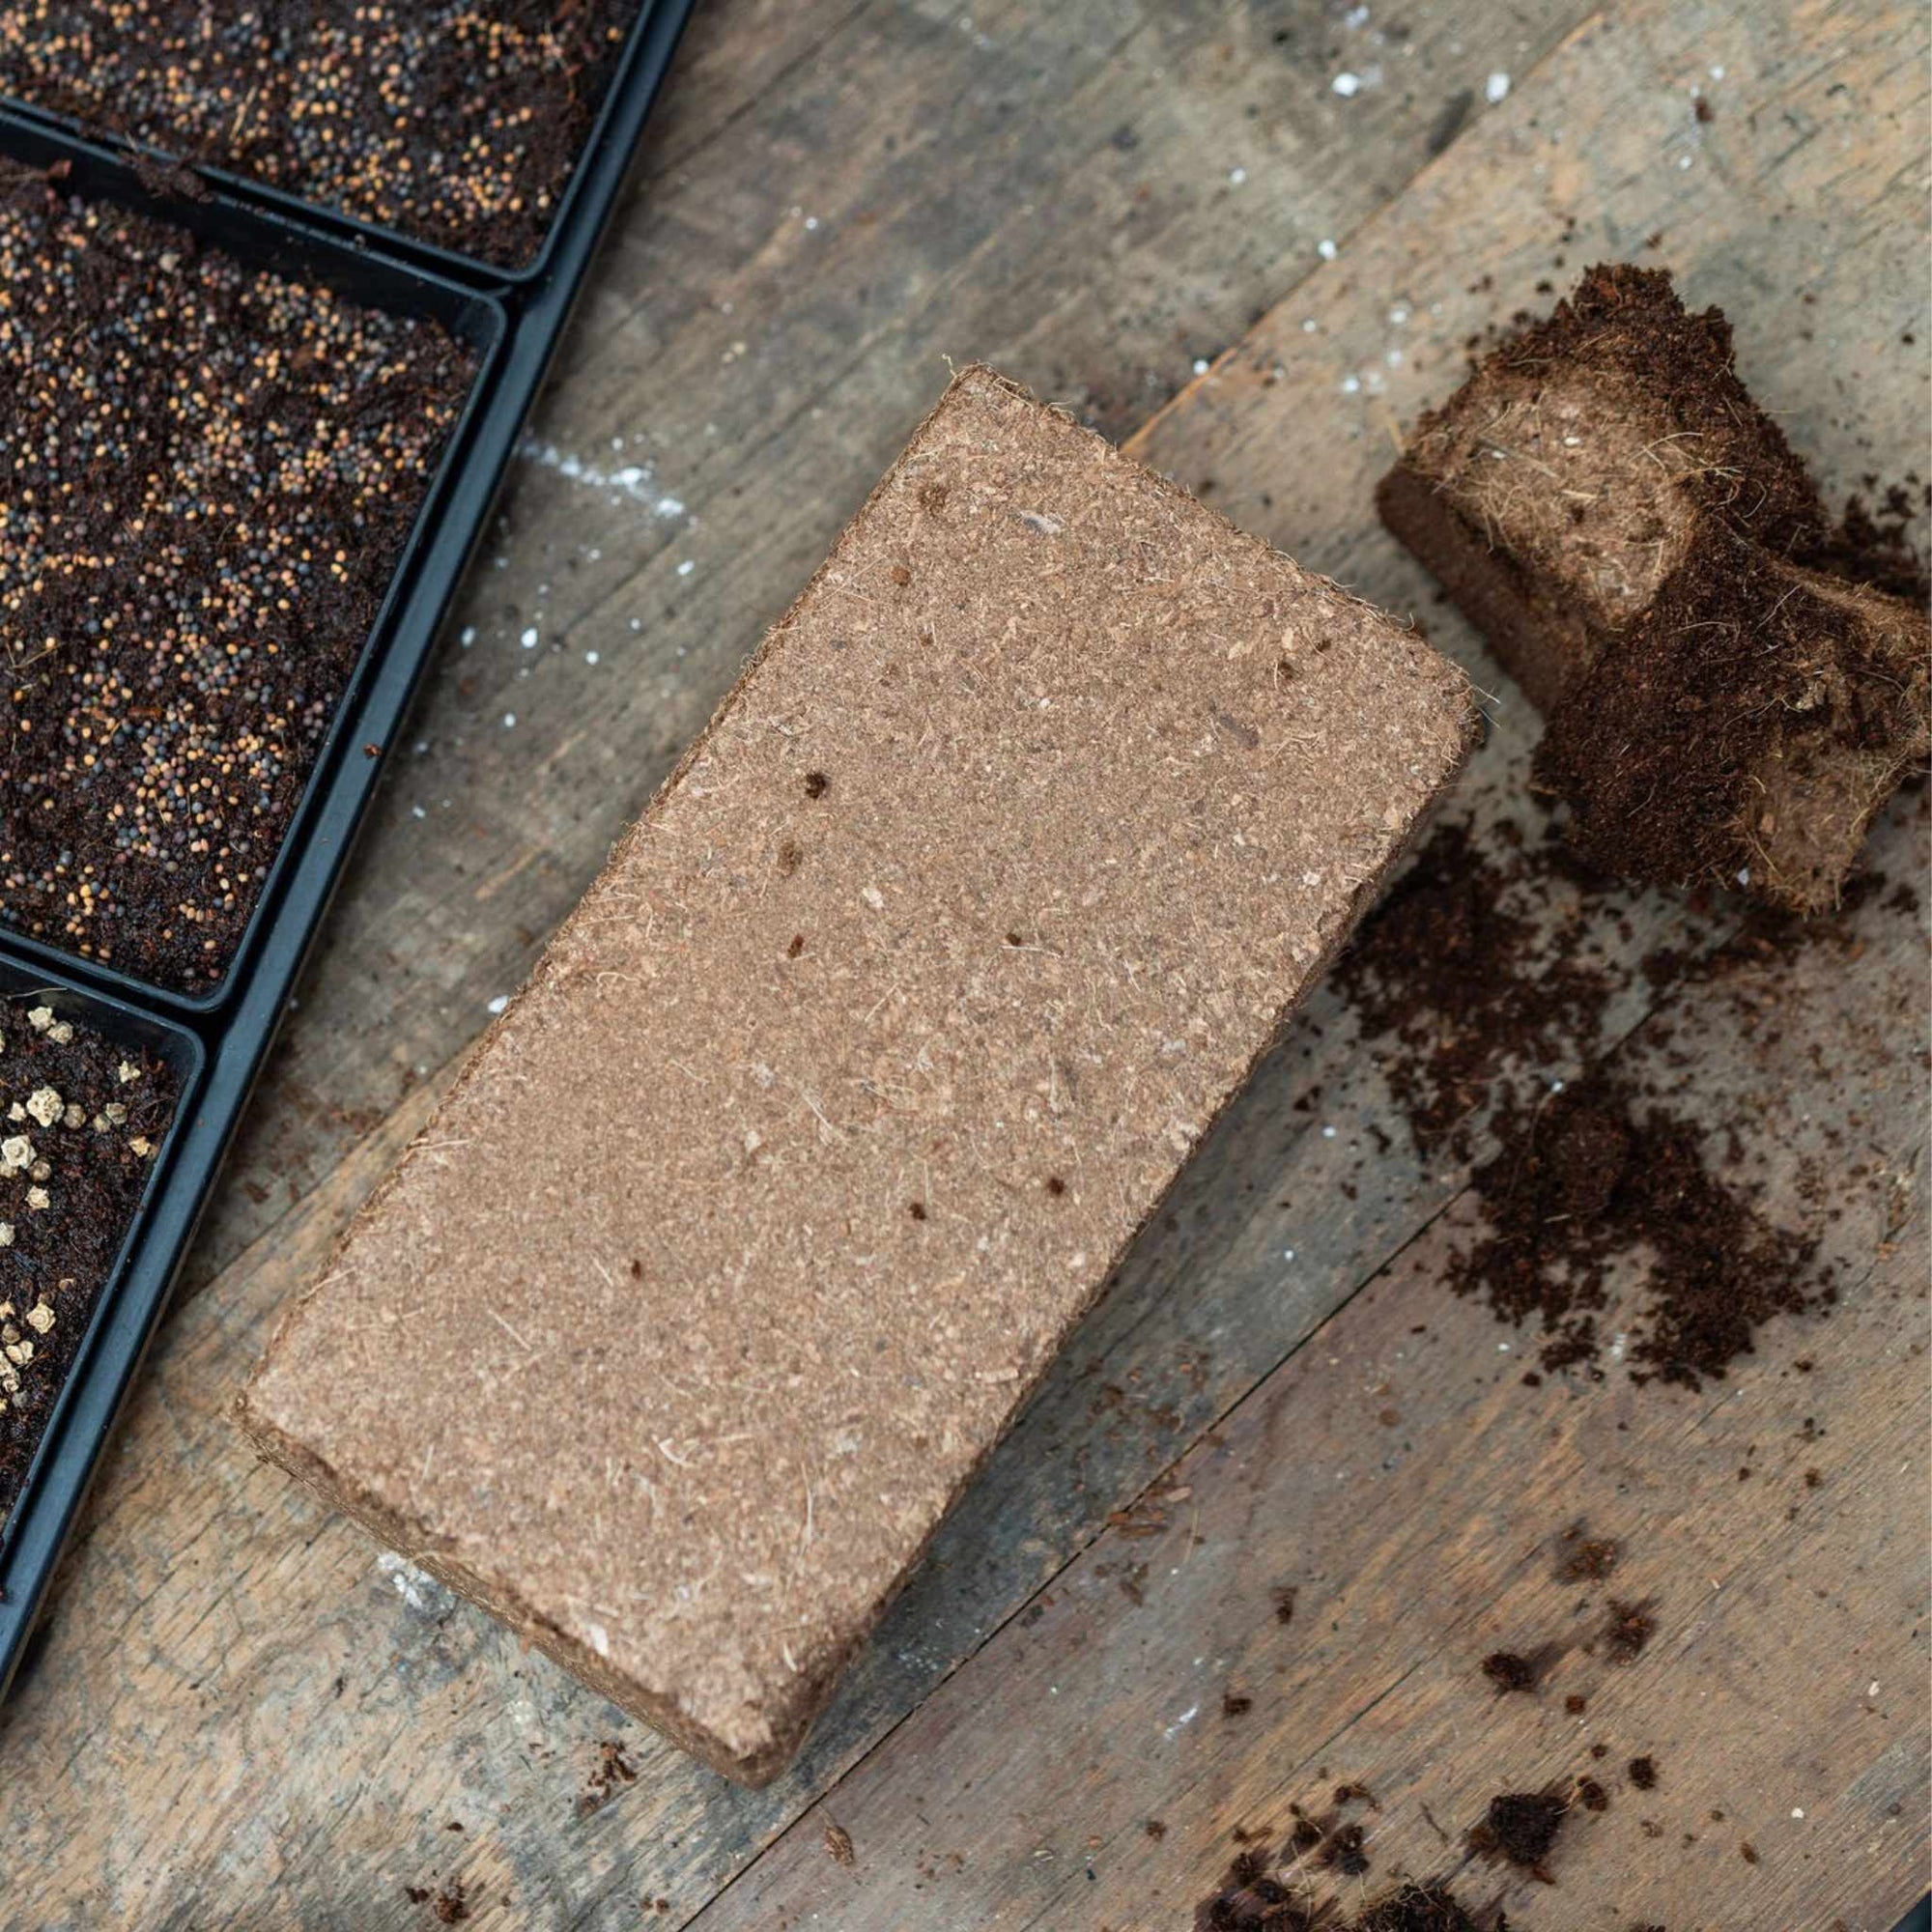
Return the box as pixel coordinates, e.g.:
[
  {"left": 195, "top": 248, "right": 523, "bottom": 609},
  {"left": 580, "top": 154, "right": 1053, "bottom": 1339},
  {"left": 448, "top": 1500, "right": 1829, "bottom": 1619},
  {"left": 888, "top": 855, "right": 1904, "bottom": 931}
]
[
  {"left": 0, "top": 0, "right": 1922, "bottom": 1925},
  {"left": 691, "top": 0, "right": 1932, "bottom": 1924},
  {"left": 0, "top": 0, "right": 1607, "bottom": 1925}
]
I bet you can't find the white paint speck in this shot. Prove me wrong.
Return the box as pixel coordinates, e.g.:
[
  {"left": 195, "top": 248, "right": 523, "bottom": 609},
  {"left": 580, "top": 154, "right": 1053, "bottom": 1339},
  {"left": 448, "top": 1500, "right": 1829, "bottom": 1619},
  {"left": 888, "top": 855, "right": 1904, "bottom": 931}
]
[
  {"left": 1284, "top": 1249, "right": 1296, "bottom": 1263},
  {"left": 459, "top": 625, "right": 476, "bottom": 647},
  {"left": 1229, "top": 166, "right": 1247, "bottom": 185},
  {"left": 1333, "top": 71, "right": 1362, "bottom": 97},
  {"left": 1340, "top": 374, "right": 1361, "bottom": 394},
  {"left": 1792, "top": 1808, "right": 1805, "bottom": 1820},
  {"left": 1192, "top": 356, "right": 1211, "bottom": 376},
  {"left": 1321, "top": 1125, "right": 1338, "bottom": 1139},
  {"left": 1486, "top": 71, "right": 1511, "bottom": 103},
  {"left": 1679, "top": 152, "right": 1694, "bottom": 169},
  {"left": 517, "top": 436, "right": 689, "bottom": 520},
  {"left": 501, "top": 713, "right": 516, "bottom": 728},
  {"left": 412, "top": 805, "right": 427, "bottom": 820},
  {"left": 1318, "top": 238, "right": 1338, "bottom": 261},
  {"left": 488, "top": 995, "right": 510, "bottom": 1015},
  {"left": 584, "top": 650, "right": 600, "bottom": 666},
  {"left": 1710, "top": 64, "right": 1725, "bottom": 79},
  {"left": 521, "top": 626, "right": 539, "bottom": 649},
  {"left": 1162, "top": 1703, "right": 1201, "bottom": 1741},
  {"left": 1388, "top": 304, "right": 1409, "bottom": 325},
  {"left": 677, "top": 558, "right": 696, "bottom": 577}
]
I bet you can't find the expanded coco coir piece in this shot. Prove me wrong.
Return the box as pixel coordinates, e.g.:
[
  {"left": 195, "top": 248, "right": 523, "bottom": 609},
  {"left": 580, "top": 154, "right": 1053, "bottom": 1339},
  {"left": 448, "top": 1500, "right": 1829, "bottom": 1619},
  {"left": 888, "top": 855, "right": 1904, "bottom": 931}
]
[{"left": 1379, "top": 264, "right": 1929, "bottom": 912}]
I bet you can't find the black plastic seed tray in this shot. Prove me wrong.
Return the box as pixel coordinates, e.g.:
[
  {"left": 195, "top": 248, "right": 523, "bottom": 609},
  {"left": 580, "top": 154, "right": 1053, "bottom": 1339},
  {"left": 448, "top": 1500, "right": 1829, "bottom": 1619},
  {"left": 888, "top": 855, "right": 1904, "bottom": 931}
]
[
  {"left": 0, "top": 1, "right": 673, "bottom": 287},
  {"left": 0, "top": 0, "right": 696, "bottom": 1709}
]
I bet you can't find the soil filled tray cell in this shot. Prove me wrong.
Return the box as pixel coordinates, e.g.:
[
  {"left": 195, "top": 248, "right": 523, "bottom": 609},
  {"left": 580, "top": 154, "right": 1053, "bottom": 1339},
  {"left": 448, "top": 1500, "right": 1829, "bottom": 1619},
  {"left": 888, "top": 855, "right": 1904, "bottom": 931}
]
[
  {"left": 0, "top": 975, "right": 185, "bottom": 1538},
  {"left": 0, "top": 1, "right": 645, "bottom": 271},
  {"left": 0, "top": 154, "right": 484, "bottom": 997}
]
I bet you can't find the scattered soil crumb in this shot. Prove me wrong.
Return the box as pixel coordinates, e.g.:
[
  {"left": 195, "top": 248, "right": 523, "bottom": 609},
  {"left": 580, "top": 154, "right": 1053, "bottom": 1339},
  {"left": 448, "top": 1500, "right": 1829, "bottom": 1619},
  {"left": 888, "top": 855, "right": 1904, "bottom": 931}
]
[
  {"left": 577, "top": 1740, "right": 639, "bottom": 1815},
  {"left": 1556, "top": 1527, "right": 1621, "bottom": 1582},
  {"left": 1628, "top": 1754, "right": 1660, "bottom": 1790},
  {"left": 1482, "top": 1650, "right": 1539, "bottom": 1693},
  {"left": 1319, "top": 1821, "right": 1372, "bottom": 1877},
  {"left": 1603, "top": 1599, "right": 1658, "bottom": 1663},
  {"left": 823, "top": 1822, "right": 856, "bottom": 1868},
  {"left": 1469, "top": 1789, "right": 1568, "bottom": 1873}
]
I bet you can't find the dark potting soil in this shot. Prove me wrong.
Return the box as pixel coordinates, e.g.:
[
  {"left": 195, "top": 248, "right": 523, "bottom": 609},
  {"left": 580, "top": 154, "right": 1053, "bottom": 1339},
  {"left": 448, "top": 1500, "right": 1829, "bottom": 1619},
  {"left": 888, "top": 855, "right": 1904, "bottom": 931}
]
[
  {"left": 0, "top": 161, "right": 476, "bottom": 992},
  {"left": 1338, "top": 814, "right": 1825, "bottom": 1384},
  {"left": 0, "top": 2, "right": 642, "bottom": 268},
  {"left": 0, "top": 997, "right": 176, "bottom": 1529},
  {"left": 1353, "top": 1884, "right": 1481, "bottom": 1932}
]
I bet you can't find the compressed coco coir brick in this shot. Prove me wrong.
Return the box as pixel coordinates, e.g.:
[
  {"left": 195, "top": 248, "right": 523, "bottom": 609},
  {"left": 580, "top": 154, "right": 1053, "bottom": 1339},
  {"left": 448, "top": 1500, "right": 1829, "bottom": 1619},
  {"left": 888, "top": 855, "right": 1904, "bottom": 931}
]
[
  {"left": 1534, "top": 529, "right": 1930, "bottom": 912},
  {"left": 241, "top": 367, "right": 1476, "bottom": 1784},
  {"left": 1376, "top": 263, "right": 1821, "bottom": 713}
]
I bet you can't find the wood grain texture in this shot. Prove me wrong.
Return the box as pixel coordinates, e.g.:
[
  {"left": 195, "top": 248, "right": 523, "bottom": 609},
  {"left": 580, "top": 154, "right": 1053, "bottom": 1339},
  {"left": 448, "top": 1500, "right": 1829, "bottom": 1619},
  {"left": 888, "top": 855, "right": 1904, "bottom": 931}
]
[
  {"left": 0, "top": 0, "right": 1601, "bottom": 1926},
  {"left": 0, "top": 0, "right": 1921, "bottom": 1925}
]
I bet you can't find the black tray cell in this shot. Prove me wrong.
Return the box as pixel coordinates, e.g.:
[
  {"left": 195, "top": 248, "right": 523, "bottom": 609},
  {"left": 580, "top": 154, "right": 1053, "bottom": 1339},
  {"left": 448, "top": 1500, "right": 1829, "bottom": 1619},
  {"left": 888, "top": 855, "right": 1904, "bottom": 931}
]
[
  {"left": 0, "top": 132, "right": 498, "bottom": 1002},
  {"left": 0, "top": 1, "right": 644, "bottom": 271},
  {"left": 0, "top": 961, "right": 198, "bottom": 1543}
]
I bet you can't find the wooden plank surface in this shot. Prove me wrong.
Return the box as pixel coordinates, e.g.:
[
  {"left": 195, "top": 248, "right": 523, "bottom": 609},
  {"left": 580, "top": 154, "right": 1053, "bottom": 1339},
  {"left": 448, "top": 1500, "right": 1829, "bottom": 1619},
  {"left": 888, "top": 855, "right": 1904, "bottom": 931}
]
[
  {"left": 690, "top": 0, "right": 1932, "bottom": 1923},
  {"left": 0, "top": 0, "right": 1921, "bottom": 1926},
  {"left": 0, "top": 1, "right": 1609, "bottom": 1927}
]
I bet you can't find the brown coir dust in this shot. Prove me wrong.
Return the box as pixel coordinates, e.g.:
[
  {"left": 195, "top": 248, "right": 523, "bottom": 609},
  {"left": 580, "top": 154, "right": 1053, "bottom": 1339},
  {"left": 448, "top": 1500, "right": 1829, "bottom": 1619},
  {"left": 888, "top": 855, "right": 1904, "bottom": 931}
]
[
  {"left": 1804, "top": 482, "right": 1932, "bottom": 609},
  {"left": 1198, "top": 1863, "right": 1492, "bottom": 1932},
  {"left": 1446, "top": 1071, "right": 1817, "bottom": 1388},
  {"left": 1339, "top": 814, "right": 1822, "bottom": 1384},
  {"left": 1332, "top": 820, "right": 1612, "bottom": 1160}
]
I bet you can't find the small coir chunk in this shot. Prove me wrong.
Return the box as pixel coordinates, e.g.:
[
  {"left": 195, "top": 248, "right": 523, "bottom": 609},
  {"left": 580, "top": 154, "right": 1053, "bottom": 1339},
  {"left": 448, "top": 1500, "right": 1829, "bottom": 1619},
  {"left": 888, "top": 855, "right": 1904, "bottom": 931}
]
[
  {"left": 0, "top": 998, "right": 177, "bottom": 1528},
  {"left": 0, "top": 2, "right": 642, "bottom": 267},
  {"left": 242, "top": 366, "right": 1476, "bottom": 1787},
  {"left": 1533, "top": 530, "right": 1929, "bottom": 914},
  {"left": 0, "top": 162, "right": 477, "bottom": 990},
  {"left": 1470, "top": 1789, "right": 1569, "bottom": 1871},
  {"left": 1377, "top": 262, "right": 1821, "bottom": 712}
]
